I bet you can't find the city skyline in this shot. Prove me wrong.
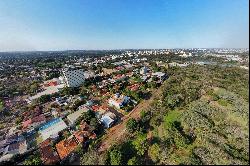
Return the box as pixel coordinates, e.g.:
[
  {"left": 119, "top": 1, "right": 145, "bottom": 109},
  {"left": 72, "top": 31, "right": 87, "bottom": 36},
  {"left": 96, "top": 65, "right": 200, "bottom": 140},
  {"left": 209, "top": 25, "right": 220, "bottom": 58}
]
[{"left": 0, "top": 0, "right": 249, "bottom": 51}]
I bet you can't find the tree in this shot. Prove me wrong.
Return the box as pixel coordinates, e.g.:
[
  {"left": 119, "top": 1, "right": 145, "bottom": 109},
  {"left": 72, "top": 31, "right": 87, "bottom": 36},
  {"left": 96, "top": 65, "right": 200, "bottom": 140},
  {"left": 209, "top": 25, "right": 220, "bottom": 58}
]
[
  {"left": 132, "top": 133, "right": 149, "bottom": 156},
  {"left": 29, "top": 82, "right": 39, "bottom": 94},
  {"left": 24, "top": 155, "right": 42, "bottom": 165},
  {"left": 39, "top": 94, "right": 51, "bottom": 103},
  {"left": 127, "top": 156, "right": 140, "bottom": 165},
  {"left": 89, "top": 118, "right": 100, "bottom": 132},
  {"left": 109, "top": 149, "right": 122, "bottom": 165},
  {"left": 76, "top": 110, "right": 96, "bottom": 125},
  {"left": 126, "top": 118, "right": 138, "bottom": 133},
  {"left": 130, "top": 90, "right": 142, "bottom": 101},
  {"left": 80, "top": 148, "right": 107, "bottom": 165},
  {"left": 79, "top": 86, "right": 89, "bottom": 97},
  {"left": 148, "top": 143, "right": 160, "bottom": 163},
  {"left": 148, "top": 82, "right": 157, "bottom": 89},
  {"left": 72, "top": 99, "right": 86, "bottom": 111},
  {"left": 164, "top": 94, "right": 183, "bottom": 109},
  {"left": 62, "top": 130, "right": 71, "bottom": 139},
  {"left": 15, "top": 117, "right": 22, "bottom": 125},
  {"left": 61, "top": 87, "right": 78, "bottom": 96},
  {"left": 47, "top": 71, "right": 60, "bottom": 80}
]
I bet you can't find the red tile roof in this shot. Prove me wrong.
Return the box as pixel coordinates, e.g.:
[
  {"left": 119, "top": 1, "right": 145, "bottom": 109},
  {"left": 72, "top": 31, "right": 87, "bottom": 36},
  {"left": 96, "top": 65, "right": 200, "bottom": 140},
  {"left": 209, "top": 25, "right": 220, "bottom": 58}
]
[
  {"left": 40, "top": 138, "right": 52, "bottom": 148},
  {"left": 128, "top": 84, "right": 140, "bottom": 91},
  {"left": 32, "top": 114, "right": 46, "bottom": 123},
  {"left": 91, "top": 105, "right": 100, "bottom": 112},
  {"left": 40, "top": 139, "right": 60, "bottom": 165},
  {"left": 73, "top": 131, "right": 87, "bottom": 143},
  {"left": 74, "top": 130, "right": 96, "bottom": 144},
  {"left": 22, "top": 119, "right": 32, "bottom": 129},
  {"left": 56, "top": 136, "right": 78, "bottom": 160}
]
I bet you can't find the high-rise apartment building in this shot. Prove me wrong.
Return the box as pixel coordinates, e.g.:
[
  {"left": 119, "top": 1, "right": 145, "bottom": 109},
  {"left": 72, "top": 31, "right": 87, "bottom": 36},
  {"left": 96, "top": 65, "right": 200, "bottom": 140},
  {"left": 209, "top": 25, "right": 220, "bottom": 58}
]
[{"left": 62, "top": 68, "right": 85, "bottom": 87}]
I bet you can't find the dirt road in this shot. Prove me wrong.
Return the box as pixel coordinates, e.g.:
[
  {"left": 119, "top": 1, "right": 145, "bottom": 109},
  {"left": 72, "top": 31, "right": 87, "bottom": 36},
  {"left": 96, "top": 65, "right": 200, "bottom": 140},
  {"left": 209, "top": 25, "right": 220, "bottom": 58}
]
[{"left": 98, "top": 86, "right": 163, "bottom": 152}]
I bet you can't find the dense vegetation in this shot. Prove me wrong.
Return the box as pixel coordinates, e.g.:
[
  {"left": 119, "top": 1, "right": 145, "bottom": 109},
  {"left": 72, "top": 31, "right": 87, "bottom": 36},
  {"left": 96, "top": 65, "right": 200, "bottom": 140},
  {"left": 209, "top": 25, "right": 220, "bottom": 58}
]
[{"left": 80, "top": 64, "right": 249, "bottom": 165}]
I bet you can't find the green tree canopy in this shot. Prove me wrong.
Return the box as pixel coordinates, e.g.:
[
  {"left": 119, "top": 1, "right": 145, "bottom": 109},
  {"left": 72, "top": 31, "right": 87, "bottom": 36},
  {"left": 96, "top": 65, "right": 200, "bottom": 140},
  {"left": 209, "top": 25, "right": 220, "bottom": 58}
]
[
  {"left": 24, "top": 155, "right": 42, "bottom": 165},
  {"left": 148, "top": 143, "right": 160, "bottom": 163},
  {"left": 127, "top": 156, "right": 140, "bottom": 165},
  {"left": 109, "top": 149, "right": 122, "bottom": 165},
  {"left": 126, "top": 118, "right": 138, "bottom": 133}
]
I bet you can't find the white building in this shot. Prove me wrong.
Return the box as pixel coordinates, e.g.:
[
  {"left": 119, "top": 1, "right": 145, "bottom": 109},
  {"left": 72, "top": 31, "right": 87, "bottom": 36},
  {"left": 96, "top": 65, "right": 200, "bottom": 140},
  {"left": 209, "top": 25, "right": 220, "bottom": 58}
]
[
  {"left": 62, "top": 68, "right": 85, "bottom": 87},
  {"left": 152, "top": 72, "right": 167, "bottom": 80},
  {"left": 83, "top": 71, "right": 95, "bottom": 79},
  {"left": 100, "top": 112, "right": 116, "bottom": 128},
  {"left": 179, "top": 52, "right": 192, "bottom": 58},
  {"left": 140, "top": 66, "right": 148, "bottom": 75},
  {"left": 108, "top": 93, "right": 130, "bottom": 109}
]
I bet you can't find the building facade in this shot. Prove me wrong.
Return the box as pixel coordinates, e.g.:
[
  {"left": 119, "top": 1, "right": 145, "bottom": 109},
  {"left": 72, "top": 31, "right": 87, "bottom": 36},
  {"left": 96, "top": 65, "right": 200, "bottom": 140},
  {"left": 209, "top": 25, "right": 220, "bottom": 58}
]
[{"left": 62, "top": 68, "right": 85, "bottom": 87}]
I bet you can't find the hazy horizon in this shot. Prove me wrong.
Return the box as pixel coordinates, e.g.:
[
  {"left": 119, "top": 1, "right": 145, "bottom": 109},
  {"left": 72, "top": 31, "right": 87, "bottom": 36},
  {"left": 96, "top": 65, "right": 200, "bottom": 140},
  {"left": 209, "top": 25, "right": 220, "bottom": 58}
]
[
  {"left": 0, "top": 0, "right": 249, "bottom": 51},
  {"left": 0, "top": 47, "right": 249, "bottom": 53}
]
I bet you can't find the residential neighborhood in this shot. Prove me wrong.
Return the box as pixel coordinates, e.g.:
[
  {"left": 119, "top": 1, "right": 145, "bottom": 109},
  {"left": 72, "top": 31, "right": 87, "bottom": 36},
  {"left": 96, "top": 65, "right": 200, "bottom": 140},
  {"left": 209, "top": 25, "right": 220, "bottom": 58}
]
[
  {"left": 0, "top": 50, "right": 171, "bottom": 164},
  {"left": 0, "top": 48, "right": 249, "bottom": 165}
]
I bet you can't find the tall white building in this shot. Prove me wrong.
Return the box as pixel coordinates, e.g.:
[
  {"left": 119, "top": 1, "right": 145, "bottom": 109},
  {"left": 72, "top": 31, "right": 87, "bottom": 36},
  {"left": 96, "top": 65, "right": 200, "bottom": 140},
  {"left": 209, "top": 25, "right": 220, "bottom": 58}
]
[{"left": 62, "top": 68, "right": 85, "bottom": 87}]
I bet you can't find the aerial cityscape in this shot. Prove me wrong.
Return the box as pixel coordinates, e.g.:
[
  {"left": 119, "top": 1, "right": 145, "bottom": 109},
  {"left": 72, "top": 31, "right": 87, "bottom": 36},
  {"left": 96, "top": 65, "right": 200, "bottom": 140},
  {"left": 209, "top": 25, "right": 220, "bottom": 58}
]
[{"left": 0, "top": 0, "right": 249, "bottom": 165}]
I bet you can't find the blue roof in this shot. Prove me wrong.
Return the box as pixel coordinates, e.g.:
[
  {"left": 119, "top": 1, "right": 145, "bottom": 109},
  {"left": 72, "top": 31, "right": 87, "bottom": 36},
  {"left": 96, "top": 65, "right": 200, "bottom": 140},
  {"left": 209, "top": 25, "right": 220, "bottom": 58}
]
[
  {"left": 101, "top": 116, "right": 114, "bottom": 128},
  {"left": 39, "top": 118, "right": 61, "bottom": 131}
]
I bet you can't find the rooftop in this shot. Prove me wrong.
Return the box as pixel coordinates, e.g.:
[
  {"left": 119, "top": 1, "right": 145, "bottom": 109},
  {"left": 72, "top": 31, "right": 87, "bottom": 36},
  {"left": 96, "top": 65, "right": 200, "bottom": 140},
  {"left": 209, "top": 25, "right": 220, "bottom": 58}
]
[
  {"left": 39, "top": 118, "right": 68, "bottom": 141},
  {"left": 40, "top": 139, "right": 60, "bottom": 165},
  {"left": 100, "top": 115, "right": 115, "bottom": 128},
  {"left": 55, "top": 136, "right": 78, "bottom": 160}
]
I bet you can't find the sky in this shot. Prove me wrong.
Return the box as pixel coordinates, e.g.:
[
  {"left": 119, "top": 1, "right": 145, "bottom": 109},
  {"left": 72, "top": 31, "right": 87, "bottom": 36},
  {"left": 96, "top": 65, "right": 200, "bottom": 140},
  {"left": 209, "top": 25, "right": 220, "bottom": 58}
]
[{"left": 0, "top": 0, "right": 249, "bottom": 51}]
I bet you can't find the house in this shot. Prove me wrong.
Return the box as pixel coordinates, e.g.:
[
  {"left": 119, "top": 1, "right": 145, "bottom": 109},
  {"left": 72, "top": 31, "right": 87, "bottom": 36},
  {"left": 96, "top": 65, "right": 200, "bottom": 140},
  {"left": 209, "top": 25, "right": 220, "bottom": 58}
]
[
  {"left": 73, "top": 130, "right": 96, "bottom": 144},
  {"left": 108, "top": 93, "right": 130, "bottom": 109},
  {"left": 2, "top": 133, "right": 24, "bottom": 146},
  {"left": 39, "top": 139, "right": 60, "bottom": 165},
  {"left": 94, "top": 105, "right": 109, "bottom": 119},
  {"left": 128, "top": 84, "right": 140, "bottom": 91},
  {"left": 55, "top": 97, "right": 68, "bottom": 106},
  {"left": 22, "top": 128, "right": 36, "bottom": 146},
  {"left": 152, "top": 72, "right": 167, "bottom": 81},
  {"left": 113, "top": 74, "right": 127, "bottom": 82},
  {"left": 100, "top": 116, "right": 114, "bottom": 128},
  {"left": 85, "top": 100, "right": 94, "bottom": 107},
  {"left": 31, "top": 114, "right": 47, "bottom": 128},
  {"left": 91, "top": 105, "right": 100, "bottom": 112},
  {"left": 51, "top": 108, "right": 59, "bottom": 118},
  {"left": 67, "top": 106, "right": 90, "bottom": 125},
  {"left": 100, "top": 112, "right": 116, "bottom": 128},
  {"left": 115, "top": 66, "right": 124, "bottom": 70},
  {"left": 22, "top": 119, "right": 32, "bottom": 129},
  {"left": 39, "top": 118, "right": 68, "bottom": 141},
  {"left": 141, "top": 75, "right": 148, "bottom": 82},
  {"left": 0, "top": 153, "right": 14, "bottom": 163},
  {"left": 22, "top": 114, "right": 46, "bottom": 130},
  {"left": 43, "top": 79, "right": 59, "bottom": 87},
  {"left": 124, "top": 63, "right": 133, "bottom": 69},
  {"left": 55, "top": 136, "right": 78, "bottom": 160},
  {"left": 3, "top": 140, "right": 27, "bottom": 155},
  {"left": 83, "top": 71, "right": 95, "bottom": 79}
]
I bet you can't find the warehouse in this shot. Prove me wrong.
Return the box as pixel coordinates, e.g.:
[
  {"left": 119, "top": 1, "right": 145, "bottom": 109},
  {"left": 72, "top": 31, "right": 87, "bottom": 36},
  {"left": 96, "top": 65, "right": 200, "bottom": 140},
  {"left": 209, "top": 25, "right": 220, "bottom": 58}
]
[{"left": 39, "top": 118, "right": 67, "bottom": 141}]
